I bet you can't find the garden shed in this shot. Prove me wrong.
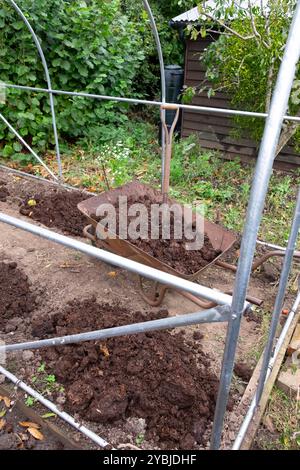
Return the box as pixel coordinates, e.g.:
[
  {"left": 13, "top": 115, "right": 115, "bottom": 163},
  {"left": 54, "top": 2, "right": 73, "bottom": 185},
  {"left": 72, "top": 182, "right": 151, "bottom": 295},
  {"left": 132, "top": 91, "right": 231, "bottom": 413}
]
[{"left": 170, "top": 6, "right": 300, "bottom": 170}]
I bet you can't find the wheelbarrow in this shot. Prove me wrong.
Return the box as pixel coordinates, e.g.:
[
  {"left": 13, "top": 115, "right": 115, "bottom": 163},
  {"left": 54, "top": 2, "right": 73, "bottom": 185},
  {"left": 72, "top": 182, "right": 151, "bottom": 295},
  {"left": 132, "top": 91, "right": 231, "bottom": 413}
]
[{"left": 78, "top": 105, "right": 265, "bottom": 308}]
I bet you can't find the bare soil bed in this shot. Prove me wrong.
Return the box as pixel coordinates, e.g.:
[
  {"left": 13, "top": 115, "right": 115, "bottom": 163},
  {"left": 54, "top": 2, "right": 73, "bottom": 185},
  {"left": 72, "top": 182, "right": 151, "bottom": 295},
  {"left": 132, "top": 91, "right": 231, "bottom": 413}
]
[
  {"left": 20, "top": 189, "right": 87, "bottom": 237},
  {"left": 32, "top": 297, "right": 221, "bottom": 450}
]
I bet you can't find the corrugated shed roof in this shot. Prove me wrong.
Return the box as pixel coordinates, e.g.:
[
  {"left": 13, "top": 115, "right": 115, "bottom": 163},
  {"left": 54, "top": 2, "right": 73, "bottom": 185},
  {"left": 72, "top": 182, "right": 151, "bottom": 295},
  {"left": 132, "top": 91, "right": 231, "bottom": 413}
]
[{"left": 171, "top": 1, "right": 267, "bottom": 23}]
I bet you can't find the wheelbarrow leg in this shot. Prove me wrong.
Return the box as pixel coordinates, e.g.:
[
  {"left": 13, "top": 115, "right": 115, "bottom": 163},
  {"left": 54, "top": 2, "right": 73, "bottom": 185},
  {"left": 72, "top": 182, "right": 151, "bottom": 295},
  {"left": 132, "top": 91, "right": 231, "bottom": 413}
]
[{"left": 138, "top": 276, "right": 168, "bottom": 307}]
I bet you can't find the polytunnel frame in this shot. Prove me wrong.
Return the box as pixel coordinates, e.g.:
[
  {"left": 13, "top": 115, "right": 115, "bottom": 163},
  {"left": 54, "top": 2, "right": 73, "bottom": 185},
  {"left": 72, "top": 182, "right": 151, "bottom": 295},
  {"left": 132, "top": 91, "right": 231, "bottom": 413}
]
[{"left": 0, "top": 0, "right": 299, "bottom": 451}]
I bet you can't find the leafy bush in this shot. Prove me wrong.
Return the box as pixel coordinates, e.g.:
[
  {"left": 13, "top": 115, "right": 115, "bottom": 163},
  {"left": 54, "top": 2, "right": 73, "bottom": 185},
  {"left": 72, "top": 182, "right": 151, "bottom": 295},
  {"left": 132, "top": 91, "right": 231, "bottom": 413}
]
[
  {"left": 0, "top": 0, "right": 145, "bottom": 161},
  {"left": 194, "top": 1, "right": 300, "bottom": 153},
  {"left": 122, "top": 1, "right": 196, "bottom": 99}
]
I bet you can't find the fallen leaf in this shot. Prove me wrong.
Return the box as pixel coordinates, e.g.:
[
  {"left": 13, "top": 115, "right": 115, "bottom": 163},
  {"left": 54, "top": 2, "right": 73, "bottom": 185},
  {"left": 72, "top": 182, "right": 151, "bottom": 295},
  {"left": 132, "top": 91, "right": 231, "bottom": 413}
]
[
  {"left": 0, "top": 409, "right": 6, "bottom": 418},
  {"left": 0, "top": 418, "right": 6, "bottom": 430},
  {"left": 100, "top": 344, "right": 110, "bottom": 358},
  {"left": 27, "top": 199, "right": 37, "bottom": 207},
  {"left": 108, "top": 271, "right": 117, "bottom": 278},
  {"left": 263, "top": 415, "right": 276, "bottom": 433},
  {"left": 19, "top": 421, "right": 40, "bottom": 429},
  {"left": 27, "top": 427, "right": 44, "bottom": 440},
  {"left": 41, "top": 412, "right": 56, "bottom": 419},
  {"left": 0, "top": 396, "right": 11, "bottom": 408}
]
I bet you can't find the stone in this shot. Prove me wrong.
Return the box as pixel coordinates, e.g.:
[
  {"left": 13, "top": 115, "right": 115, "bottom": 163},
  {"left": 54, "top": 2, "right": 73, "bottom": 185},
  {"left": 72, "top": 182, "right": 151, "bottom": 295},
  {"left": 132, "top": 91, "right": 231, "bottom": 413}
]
[
  {"left": 262, "top": 263, "right": 278, "bottom": 282},
  {"left": 22, "top": 350, "right": 34, "bottom": 362},
  {"left": 56, "top": 395, "right": 66, "bottom": 405},
  {"left": 277, "top": 358, "right": 300, "bottom": 397},
  {"left": 4, "top": 317, "right": 23, "bottom": 333}
]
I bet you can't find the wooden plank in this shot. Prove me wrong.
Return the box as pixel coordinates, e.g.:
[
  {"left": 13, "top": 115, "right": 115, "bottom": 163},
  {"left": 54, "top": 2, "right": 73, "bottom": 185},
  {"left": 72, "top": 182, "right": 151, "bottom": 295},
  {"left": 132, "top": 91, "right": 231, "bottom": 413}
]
[
  {"left": 183, "top": 122, "right": 237, "bottom": 135},
  {"left": 183, "top": 111, "right": 234, "bottom": 127},
  {"left": 239, "top": 309, "right": 300, "bottom": 449},
  {"left": 187, "top": 39, "right": 213, "bottom": 51}
]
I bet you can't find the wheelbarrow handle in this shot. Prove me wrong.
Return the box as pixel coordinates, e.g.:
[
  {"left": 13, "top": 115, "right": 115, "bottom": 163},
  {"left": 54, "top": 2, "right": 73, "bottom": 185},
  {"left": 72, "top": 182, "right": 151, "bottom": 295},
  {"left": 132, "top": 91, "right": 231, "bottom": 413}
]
[
  {"left": 83, "top": 224, "right": 97, "bottom": 243},
  {"left": 161, "top": 105, "right": 180, "bottom": 203}
]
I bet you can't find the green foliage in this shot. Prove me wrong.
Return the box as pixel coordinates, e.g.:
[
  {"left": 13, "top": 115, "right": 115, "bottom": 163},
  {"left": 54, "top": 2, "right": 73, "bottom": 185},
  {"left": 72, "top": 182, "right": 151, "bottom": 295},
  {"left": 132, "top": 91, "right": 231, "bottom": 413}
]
[
  {"left": 0, "top": 0, "right": 145, "bottom": 159},
  {"left": 192, "top": 1, "right": 300, "bottom": 145},
  {"left": 121, "top": 1, "right": 194, "bottom": 99}
]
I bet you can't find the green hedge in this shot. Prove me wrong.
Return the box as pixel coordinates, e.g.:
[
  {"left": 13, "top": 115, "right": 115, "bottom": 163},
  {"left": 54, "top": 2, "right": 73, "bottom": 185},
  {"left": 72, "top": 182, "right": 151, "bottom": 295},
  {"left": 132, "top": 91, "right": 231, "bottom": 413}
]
[{"left": 0, "top": 0, "right": 145, "bottom": 161}]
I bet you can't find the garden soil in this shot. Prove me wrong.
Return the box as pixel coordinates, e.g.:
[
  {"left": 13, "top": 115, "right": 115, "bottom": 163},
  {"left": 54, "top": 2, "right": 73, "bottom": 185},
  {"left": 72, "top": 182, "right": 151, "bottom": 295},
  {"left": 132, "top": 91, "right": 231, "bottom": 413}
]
[{"left": 32, "top": 297, "right": 222, "bottom": 450}]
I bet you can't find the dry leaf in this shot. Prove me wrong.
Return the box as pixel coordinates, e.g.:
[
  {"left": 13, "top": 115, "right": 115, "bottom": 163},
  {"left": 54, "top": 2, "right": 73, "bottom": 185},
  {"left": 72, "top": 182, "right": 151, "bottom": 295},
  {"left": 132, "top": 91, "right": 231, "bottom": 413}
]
[
  {"left": 27, "top": 427, "right": 44, "bottom": 440},
  {"left": 0, "top": 396, "right": 11, "bottom": 408},
  {"left": 108, "top": 271, "right": 117, "bottom": 278},
  {"left": 0, "top": 418, "right": 6, "bottom": 430},
  {"left": 19, "top": 421, "right": 40, "bottom": 429},
  {"left": 100, "top": 344, "right": 110, "bottom": 358},
  {"left": 0, "top": 409, "right": 6, "bottom": 418},
  {"left": 27, "top": 199, "right": 37, "bottom": 207}
]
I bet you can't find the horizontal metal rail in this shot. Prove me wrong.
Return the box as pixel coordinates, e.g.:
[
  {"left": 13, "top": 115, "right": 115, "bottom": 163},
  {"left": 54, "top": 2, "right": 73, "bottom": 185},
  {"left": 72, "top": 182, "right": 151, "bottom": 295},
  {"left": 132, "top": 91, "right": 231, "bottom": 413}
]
[
  {"left": 3, "top": 82, "right": 300, "bottom": 122},
  {"left": 0, "top": 212, "right": 249, "bottom": 308},
  {"left": 0, "top": 305, "right": 231, "bottom": 354}
]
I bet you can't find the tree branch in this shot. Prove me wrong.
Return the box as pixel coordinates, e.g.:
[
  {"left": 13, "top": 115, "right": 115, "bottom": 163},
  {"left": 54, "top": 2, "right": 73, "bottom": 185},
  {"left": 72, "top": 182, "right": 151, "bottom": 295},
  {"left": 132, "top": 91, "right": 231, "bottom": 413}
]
[{"left": 198, "top": 10, "right": 256, "bottom": 41}]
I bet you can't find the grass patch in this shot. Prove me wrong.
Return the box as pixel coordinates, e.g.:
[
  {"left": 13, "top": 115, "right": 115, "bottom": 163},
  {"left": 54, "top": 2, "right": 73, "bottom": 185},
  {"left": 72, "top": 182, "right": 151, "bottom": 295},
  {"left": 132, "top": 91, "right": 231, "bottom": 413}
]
[{"left": 256, "top": 387, "right": 300, "bottom": 450}]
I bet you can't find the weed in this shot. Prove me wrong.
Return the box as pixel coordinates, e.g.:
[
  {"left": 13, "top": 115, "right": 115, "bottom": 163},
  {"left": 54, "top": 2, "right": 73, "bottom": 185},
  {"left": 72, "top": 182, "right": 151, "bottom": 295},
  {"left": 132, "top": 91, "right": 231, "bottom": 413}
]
[
  {"left": 136, "top": 433, "right": 145, "bottom": 446},
  {"left": 256, "top": 387, "right": 300, "bottom": 450},
  {"left": 25, "top": 396, "right": 37, "bottom": 407}
]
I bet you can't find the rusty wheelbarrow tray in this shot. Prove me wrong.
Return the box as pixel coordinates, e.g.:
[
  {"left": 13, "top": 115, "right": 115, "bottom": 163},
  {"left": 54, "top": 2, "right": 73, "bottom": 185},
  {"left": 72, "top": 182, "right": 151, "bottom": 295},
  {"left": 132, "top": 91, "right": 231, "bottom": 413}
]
[
  {"left": 78, "top": 105, "right": 269, "bottom": 308},
  {"left": 78, "top": 180, "right": 240, "bottom": 308}
]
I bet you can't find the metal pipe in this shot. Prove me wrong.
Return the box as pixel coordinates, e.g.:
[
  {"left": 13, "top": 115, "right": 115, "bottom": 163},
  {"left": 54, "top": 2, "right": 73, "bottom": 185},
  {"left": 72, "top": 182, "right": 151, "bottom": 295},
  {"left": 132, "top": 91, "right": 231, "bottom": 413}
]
[
  {"left": 0, "top": 212, "right": 244, "bottom": 307},
  {"left": 142, "top": 1, "right": 166, "bottom": 187},
  {"left": 0, "top": 164, "right": 94, "bottom": 195},
  {"left": 0, "top": 305, "right": 231, "bottom": 354},
  {"left": 0, "top": 113, "right": 58, "bottom": 181},
  {"left": 256, "top": 189, "right": 300, "bottom": 401},
  {"left": 8, "top": 0, "right": 62, "bottom": 180},
  {"left": 0, "top": 365, "right": 110, "bottom": 448},
  {"left": 210, "top": 2, "right": 300, "bottom": 450},
  {"left": 232, "top": 291, "right": 300, "bottom": 450},
  {"left": 3, "top": 82, "right": 300, "bottom": 123},
  {"left": 256, "top": 240, "right": 290, "bottom": 251}
]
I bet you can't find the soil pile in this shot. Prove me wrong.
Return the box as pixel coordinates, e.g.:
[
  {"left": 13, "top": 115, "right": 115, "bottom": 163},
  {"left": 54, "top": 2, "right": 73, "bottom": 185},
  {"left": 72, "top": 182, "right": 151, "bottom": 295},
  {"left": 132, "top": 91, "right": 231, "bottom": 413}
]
[
  {"left": 33, "top": 298, "right": 219, "bottom": 449},
  {"left": 96, "top": 194, "right": 222, "bottom": 275},
  {"left": 20, "top": 189, "right": 87, "bottom": 237},
  {"left": 0, "top": 181, "right": 9, "bottom": 202},
  {"left": 0, "top": 261, "right": 35, "bottom": 329}
]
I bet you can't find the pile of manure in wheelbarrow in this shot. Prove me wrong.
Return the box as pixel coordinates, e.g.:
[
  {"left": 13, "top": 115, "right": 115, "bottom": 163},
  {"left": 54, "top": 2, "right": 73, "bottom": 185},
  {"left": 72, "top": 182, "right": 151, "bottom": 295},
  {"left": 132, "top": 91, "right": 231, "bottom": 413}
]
[
  {"left": 0, "top": 261, "right": 36, "bottom": 329},
  {"left": 96, "top": 193, "right": 222, "bottom": 275},
  {"left": 19, "top": 189, "right": 87, "bottom": 237},
  {"left": 32, "top": 297, "right": 222, "bottom": 450}
]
